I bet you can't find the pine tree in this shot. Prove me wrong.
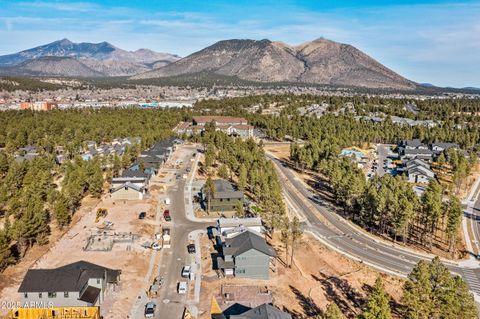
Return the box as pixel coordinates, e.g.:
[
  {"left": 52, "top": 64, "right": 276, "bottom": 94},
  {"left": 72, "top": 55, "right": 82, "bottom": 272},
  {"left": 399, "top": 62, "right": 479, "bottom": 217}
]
[
  {"left": 88, "top": 160, "right": 103, "bottom": 197},
  {"left": 359, "top": 277, "right": 391, "bottom": 319},
  {"left": 323, "top": 303, "right": 346, "bottom": 319},
  {"left": 289, "top": 216, "right": 302, "bottom": 268},
  {"left": 204, "top": 177, "right": 216, "bottom": 214},
  {"left": 0, "top": 227, "right": 15, "bottom": 271},
  {"left": 238, "top": 164, "right": 247, "bottom": 191},
  {"left": 218, "top": 164, "right": 229, "bottom": 180},
  {"left": 445, "top": 195, "right": 462, "bottom": 254},
  {"left": 54, "top": 195, "right": 70, "bottom": 228}
]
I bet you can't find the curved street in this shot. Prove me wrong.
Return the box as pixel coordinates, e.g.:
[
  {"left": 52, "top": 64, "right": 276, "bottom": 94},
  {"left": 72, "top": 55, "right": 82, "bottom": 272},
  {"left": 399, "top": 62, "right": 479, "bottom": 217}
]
[{"left": 267, "top": 153, "right": 480, "bottom": 301}]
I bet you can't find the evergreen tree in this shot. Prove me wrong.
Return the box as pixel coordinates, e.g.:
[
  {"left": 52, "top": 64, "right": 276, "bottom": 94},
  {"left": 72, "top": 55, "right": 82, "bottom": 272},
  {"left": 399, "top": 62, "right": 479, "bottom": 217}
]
[
  {"left": 445, "top": 195, "right": 462, "bottom": 253},
  {"left": 54, "top": 195, "right": 70, "bottom": 227},
  {"left": 204, "top": 176, "right": 216, "bottom": 214},
  {"left": 238, "top": 164, "right": 247, "bottom": 191},
  {"left": 323, "top": 303, "right": 346, "bottom": 319},
  {"left": 218, "top": 164, "right": 229, "bottom": 180},
  {"left": 359, "top": 277, "right": 391, "bottom": 319},
  {"left": 289, "top": 216, "right": 302, "bottom": 268},
  {"left": 0, "top": 227, "right": 15, "bottom": 271}
]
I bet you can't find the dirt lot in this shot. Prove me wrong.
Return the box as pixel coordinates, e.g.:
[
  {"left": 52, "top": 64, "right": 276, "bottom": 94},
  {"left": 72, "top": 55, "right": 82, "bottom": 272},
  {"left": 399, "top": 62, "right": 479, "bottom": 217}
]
[
  {"left": 196, "top": 232, "right": 403, "bottom": 319},
  {"left": 0, "top": 193, "right": 156, "bottom": 318}
]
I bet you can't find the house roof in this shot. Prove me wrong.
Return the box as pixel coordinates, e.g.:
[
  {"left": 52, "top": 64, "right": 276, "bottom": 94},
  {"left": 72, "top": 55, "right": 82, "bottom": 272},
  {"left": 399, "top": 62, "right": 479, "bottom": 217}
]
[
  {"left": 223, "top": 231, "right": 276, "bottom": 258},
  {"left": 230, "top": 304, "right": 292, "bottom": 319},
  {"left": 18, "top": 261, "right": 120, "bottom": 293},
  {"left": 406, "top": 159, "right": 430, "bottom": 169},
  {"left": 209, "top": 179, "right": 244, "bottom": 199},
  {"left": 193, "top": 116, "right": 247, "bottom": 125},
  {"left": 431, "top": 142, "right": 459, "bottom": 150},
  {"left": 401, "top": 139, "right": 424, "bottom": 148},
  {"left": 121, "top": 169, "right": 150, "bottom": 179},
  {"left": 111, "top": 181, "right": 145, "bottom": 193},
  {"left": 408, "top": 165, "right": 435, "bottom": 177},
  {"left": 404, "top": 149, "right": 433, "bottom": 155},
  {"left": 112, "top": 177, "right": 147, "bottom": 184},
  {"left": 218, "top": 217, "right": 263, "bottom": 229}
]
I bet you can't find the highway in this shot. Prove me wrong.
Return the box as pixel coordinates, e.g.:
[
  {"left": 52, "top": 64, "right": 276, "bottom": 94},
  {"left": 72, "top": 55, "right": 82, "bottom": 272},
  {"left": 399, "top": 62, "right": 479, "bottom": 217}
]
[{"left": 267, "top": 154, "right": 480, "bottom": 299}]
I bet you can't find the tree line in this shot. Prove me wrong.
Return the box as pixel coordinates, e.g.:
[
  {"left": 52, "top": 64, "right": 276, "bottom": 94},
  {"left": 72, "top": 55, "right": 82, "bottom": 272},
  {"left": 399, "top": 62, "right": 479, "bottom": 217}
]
[
  {"left": 314, "top": 257, "right": 476, "bottom": 319},
  {"left": 0, "top": 107, "right": 183, "bottom": 272},
  {"left": 192, "top": 125, "right": 286, "bottom": 231}
]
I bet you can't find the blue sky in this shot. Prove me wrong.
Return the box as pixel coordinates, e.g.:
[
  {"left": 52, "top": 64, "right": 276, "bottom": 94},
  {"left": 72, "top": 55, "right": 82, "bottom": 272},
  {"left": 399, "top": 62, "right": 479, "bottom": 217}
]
[{"left": 0, "top": 0, "right": 479, "bottom": 87}]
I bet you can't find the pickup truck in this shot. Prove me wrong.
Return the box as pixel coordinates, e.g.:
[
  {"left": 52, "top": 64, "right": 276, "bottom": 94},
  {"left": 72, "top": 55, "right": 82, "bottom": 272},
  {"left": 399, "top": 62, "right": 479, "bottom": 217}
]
[
  {"left": 181, "top": 265, "right": 191, "bottom": 278},
  {"left": 162, "top": 228, "right": 171, "bottom": 248},
  {"left": 177, "top": 281, "right": 187, "bottom": 294}
]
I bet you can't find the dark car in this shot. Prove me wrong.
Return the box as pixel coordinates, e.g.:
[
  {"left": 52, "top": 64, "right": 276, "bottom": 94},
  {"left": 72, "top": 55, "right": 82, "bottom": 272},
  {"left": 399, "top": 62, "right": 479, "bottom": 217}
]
[
  {"left": 163, "top": 209, "right": 171, "bottom": 221},
  {"left": 138, "top": 212, "right": 146, "bottom": 219},
  {"left": 144, "top": 302, "right": 156, "bottom": 318},
  {"left": 187, "top": 243, "right": 196, "bottom": 254}
]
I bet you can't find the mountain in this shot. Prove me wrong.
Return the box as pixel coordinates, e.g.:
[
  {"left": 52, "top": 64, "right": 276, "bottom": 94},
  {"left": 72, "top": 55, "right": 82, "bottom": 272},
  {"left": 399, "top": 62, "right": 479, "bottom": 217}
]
[
  {"left": 133, "top": 38, "right": 417, "bottom": 90},
  {"left": 0, "top": 39, "right": 180, "bottom": 77},
  {"left": 1, "top": 56, "right": 104, "bottom": 77}
]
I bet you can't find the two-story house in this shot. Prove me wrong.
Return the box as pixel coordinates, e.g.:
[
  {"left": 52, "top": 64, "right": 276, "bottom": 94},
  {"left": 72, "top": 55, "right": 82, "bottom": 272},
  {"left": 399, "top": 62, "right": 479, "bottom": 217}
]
[
  {"left": 218, "top": 231, "right": 276, "bottom": 279},
  {"left": 18, "top": 261, "right": 120, "bottom": 308},
  {"left": 203, "top": 179, "right": 244, "bottom": 212}
]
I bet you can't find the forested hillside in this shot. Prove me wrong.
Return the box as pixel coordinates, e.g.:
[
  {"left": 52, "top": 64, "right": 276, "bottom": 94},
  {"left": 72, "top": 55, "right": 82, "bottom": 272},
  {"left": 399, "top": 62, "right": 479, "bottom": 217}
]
[{"left": 0, "top": 108, "right": 184, "bottom": 271}]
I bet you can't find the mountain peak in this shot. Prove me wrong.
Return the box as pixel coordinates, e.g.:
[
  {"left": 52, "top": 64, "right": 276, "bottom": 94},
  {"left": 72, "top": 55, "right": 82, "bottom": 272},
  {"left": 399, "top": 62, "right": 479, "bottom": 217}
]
[
  {"left": 56, "top": 38, "right": 73, "bottom": 45},
  {"left": 133, "top": 37, "right": 417, "bottom": 90}
]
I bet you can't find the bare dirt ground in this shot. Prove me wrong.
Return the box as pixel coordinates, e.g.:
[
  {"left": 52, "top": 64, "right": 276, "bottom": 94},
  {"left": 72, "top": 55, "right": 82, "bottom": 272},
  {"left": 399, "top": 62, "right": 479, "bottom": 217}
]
[
  {"left": 0, "top": 193, "right": 155, "bottom": 318},
  {"left": 196, "top": 233, "right": 403, "bottom": 319}
]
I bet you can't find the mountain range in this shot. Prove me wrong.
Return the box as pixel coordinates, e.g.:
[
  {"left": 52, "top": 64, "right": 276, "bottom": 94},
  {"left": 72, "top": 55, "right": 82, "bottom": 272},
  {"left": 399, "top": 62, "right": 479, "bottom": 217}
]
[
  {"left": 0, "top": 38, "right": 417, "bottom": 90},
  {"left": 133, "top": 38, "right": 416, "bottom": 90},
  {"left": 0, "top": 39, "right": 180, "bottom": 77}
]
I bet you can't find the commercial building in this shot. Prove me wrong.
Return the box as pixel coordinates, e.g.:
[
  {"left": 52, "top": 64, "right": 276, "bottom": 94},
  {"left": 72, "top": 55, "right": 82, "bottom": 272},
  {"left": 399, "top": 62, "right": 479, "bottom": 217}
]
[{"left": 20, "top": 102, "right": 57, "bottom": 111}]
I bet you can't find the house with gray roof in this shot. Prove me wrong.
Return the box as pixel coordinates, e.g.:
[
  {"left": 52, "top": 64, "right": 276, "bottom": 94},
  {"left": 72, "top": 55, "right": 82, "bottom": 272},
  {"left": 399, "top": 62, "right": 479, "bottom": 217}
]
[
  {"left": 18, "top": 261, "right": 120, "bottom": 307},
  {"left": 203, "top": 179, "right": 244, "bottom": 212},
  {"left": 230, "top": 304, "right": 292, "bottom": 319},
  {"left": 218, "top": 231, "right": 276, "bottom": 279}
]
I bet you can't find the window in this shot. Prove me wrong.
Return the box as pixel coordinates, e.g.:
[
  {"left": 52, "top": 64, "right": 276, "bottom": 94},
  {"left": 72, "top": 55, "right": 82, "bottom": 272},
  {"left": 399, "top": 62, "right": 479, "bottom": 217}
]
[
  {"left": 47, "top": 292, "right": 56, "bottom": 298},
  {"left": 38, "top": 293, "right": 42, "bottom": 298},
  {"left": 96, "top": 279, "right": 101, "bottom": 284},
  {"left": 236, "top": 269, "right": 245, "bottom": 274},
  {"left": 64, "top": 292, "right": 69, "bottom": 298},
  {"left": 23, "top": 293, "right": 28, "bottom": 298}
]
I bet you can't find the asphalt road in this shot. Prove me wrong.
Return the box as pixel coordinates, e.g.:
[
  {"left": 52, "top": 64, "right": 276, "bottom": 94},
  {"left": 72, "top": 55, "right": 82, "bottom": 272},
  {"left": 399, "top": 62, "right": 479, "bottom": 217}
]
[
  {"left": 375, "top": 144, "right": 389, "bottom": 177},
  {"left": 268, "top": 154, "right": 480, "bottom": 299},
  {"left": 150, "top": 145, "right": 213, "bottom": 319}
]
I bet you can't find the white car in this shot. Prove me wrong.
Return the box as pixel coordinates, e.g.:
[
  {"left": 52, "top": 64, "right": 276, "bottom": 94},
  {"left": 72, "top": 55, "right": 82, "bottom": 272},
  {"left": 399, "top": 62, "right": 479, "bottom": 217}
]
[
  {"left": 151, "top": 243, "right": 161, "bottom": 250},
  {"left": 181, "top": 265, "right": 191, "bottom": 278},
  {"left": 177, "top": 281, "right": 187, "bottom": 294}
]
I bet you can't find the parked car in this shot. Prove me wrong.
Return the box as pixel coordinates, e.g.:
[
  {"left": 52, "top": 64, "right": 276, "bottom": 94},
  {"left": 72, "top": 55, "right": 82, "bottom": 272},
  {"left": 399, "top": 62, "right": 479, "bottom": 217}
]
[
  {"left": 138, "top": 212, "right": 146, "bottom": 219},
  {"left": 144, "top": 302, "right": 156, "bottom": 318},
  {"left": 163, "top": 210, "right": 171, "bottom": 221},
  {"left": 177, "top": 281, "right": 187, "bottom": 294},
  {"left": 151, "top": 243, "right": 161, "bottom": 251},
  {"left": 187, "top": 243, "right": 196, "bottom": 254},
  {"left": 181, "top": 265, "right": 191, "bottom": 278}
]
